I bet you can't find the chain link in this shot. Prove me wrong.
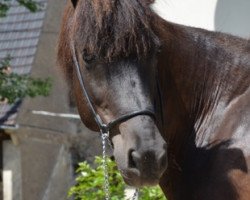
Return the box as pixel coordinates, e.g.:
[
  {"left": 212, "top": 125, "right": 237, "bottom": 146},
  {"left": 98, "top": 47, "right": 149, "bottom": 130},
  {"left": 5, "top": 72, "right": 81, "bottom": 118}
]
[{"left": 131, "top": 188, "right": 139, "bottom": 200}]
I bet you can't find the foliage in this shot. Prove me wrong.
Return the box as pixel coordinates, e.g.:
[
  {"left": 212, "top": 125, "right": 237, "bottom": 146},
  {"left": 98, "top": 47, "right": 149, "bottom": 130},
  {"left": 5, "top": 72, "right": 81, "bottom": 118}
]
[
  {"left": 0, "top": 57, "right": 52, "bottom": 104},
  {"left": 68, "top": 156, "right": 166, "bottom": 200},
  {"left": 17, "top": 0, "right": 40, "bottom": 12},
  {"left": 0, "top": 1, "right": 9, "bottom": 17},
  {"left": 0, "top": 1, "right": 50, "bottom": 103},
  {"left": 0, "top": 0, "right": 40, "bottom": 17}
]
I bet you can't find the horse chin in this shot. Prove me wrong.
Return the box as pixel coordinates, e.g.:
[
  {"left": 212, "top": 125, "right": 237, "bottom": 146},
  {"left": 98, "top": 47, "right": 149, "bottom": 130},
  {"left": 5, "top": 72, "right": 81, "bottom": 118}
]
[
  {"left": 121, "top": 170, "right": 160, "bottom": 187},
  {"left": 118, "top": 167, "right": 160, "bottom": 187}
]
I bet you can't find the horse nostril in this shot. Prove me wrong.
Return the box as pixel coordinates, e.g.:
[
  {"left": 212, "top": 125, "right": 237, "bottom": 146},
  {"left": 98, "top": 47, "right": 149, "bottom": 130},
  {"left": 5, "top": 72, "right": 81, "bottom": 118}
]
[{"left": 128, "top": 149, "right": 140, "bottom": 169}]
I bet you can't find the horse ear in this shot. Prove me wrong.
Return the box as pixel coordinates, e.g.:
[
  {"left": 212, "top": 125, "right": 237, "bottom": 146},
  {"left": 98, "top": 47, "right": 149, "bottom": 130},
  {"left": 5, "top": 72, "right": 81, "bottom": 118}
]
[{"left": 71, "top": 0, "right": 78, "bottom": 8}]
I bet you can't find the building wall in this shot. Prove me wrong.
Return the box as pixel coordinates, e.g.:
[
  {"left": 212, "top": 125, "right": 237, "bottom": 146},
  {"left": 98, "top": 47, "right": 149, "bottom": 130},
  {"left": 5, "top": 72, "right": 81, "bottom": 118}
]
[
  {"left": 153, "top": 0, "right": 250, "bottom": 38},
  {"left": 3, "top": 1, "right": 102, "bottom": 200}
]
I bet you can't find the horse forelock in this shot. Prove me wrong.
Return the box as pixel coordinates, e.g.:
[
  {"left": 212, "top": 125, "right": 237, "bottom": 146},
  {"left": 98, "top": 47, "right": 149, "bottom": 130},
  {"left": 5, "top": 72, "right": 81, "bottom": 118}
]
[{"left": 72, "top": 0, "right": 160, "bottom": 61}]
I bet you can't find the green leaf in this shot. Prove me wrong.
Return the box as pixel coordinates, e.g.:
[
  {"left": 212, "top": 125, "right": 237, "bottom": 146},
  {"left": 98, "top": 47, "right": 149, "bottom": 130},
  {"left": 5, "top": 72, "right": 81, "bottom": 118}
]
[
  {"left": 0, "top": 0, "right": 41, "bottom": 18},
  {"left": 17, "top": 0, "right": 39, "bottom": 12},
  {"left": 0, "top": 3, "right": 9, "bottom": 17}
]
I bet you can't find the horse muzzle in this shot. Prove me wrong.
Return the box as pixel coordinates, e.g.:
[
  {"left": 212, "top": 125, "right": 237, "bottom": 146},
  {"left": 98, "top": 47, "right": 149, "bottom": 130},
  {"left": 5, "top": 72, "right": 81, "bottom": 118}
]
[
  {"left": 120, "top": 148, "right": 167, "bottom": 187},
  {"left": 112, "top": 116, "right": 168, "bottom": 187}
]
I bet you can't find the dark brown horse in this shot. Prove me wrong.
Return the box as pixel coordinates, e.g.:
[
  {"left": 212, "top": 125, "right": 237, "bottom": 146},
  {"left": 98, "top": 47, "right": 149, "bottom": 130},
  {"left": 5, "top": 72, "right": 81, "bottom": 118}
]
[{"left": 57, "top": 0, "right": 250, "bottom": 199}]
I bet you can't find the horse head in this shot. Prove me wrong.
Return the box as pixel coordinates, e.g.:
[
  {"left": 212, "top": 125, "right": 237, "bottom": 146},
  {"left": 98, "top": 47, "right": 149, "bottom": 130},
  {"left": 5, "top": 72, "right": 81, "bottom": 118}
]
[{"left": 58, "top": 0, "right": 167, "bottom": 187}]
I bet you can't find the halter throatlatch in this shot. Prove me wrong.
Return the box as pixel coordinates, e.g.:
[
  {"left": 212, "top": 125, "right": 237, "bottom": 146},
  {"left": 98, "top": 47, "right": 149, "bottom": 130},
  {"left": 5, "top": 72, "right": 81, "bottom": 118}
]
[{"left": 71, "top": 42, "right": 154, "bottom": 200}]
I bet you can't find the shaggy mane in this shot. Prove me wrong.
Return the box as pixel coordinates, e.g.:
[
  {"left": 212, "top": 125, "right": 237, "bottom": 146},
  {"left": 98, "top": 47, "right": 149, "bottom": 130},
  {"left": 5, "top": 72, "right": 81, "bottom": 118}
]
[{"left": 73, "top": 0, "right": 160, "bottom": 61}]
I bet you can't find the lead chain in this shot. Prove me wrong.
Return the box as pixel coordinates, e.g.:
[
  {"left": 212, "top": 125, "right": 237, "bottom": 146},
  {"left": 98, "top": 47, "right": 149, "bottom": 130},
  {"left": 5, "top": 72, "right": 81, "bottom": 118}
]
[
  {"left": 101, "top": 131, "right": 139, "bottom": 200},
  {"left": 102, "top": 131, "right": 110, "bottom": 200},
  {"left": 132, "top": 188, "right": 139, "bottom": 200}
]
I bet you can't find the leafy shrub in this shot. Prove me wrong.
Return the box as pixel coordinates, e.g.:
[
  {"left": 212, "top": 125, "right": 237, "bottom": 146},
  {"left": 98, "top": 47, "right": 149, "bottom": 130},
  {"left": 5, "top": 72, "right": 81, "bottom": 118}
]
[
  {"left": 0, "top": 0, "right": 40, "bottom": 17},
  {"left": 68, "top": 156, "right": 166, "bottom": 200},
  {"left": 0, "top": 57, "right": 52, "bottom": 103}
]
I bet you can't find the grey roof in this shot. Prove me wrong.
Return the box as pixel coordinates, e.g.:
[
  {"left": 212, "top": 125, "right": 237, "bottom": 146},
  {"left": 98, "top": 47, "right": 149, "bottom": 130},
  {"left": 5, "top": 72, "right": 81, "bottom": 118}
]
[{"left": 0, "top": 0, "right": 47, "bottom": 128}]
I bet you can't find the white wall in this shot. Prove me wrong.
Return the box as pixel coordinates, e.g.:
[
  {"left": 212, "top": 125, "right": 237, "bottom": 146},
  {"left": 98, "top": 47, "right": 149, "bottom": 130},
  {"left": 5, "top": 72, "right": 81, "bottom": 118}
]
[{"left": 152, "top": 0, "right": 250, "bottom": 38}]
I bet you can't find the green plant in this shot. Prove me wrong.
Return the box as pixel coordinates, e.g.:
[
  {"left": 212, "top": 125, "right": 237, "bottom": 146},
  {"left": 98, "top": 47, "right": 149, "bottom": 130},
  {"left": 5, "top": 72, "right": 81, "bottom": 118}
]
[
  {"left": 0, "top": 0, "right": 40, "bottom": 17},
  {"left": 68, "top": 156, "right": 166, "bottom": 200},
  {"left": 0, "top": 1, "right": 9, "bottom": 17},
  {"left": 0, "top": 57, "right": 52, "bottom": 103},
  {"left": 17, "top": 0, "right": 40, "bottom": 12}
]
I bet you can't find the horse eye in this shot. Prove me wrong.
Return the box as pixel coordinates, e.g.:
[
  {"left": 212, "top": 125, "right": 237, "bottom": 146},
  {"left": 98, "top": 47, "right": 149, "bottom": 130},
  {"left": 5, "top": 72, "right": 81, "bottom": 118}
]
[{"left": 82, "top": 49, "right": 96, "bottom": 64}]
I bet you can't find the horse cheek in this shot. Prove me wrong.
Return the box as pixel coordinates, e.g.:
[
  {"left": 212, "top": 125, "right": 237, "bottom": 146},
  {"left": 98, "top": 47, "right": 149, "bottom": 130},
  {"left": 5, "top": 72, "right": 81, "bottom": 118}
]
[{"left": 73, "top": 73, "right": 99, "bottom": 132}]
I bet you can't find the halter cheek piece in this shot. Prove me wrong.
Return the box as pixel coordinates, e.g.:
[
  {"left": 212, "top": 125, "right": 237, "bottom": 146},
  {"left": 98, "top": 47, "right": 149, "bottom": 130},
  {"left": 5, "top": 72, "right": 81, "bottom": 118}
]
[{"left": 71, "top": 42, "right": 155, "bottom": 135}]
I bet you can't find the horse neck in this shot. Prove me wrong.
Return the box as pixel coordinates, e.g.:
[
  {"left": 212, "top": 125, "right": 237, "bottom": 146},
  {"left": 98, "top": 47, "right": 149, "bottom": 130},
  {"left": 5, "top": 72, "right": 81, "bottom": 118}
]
[{"left": 156, "top": 20, "right": 250, "bottom": 154}]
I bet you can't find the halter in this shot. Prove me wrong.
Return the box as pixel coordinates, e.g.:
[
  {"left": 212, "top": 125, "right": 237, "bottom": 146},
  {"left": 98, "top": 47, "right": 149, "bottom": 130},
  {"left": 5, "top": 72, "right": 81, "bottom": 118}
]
[
  {"left": 71, "top": 42, "right": 155, "bottom": 199},
  {"left": 71, "top": 42, "right": 155, "bottom": 134}
]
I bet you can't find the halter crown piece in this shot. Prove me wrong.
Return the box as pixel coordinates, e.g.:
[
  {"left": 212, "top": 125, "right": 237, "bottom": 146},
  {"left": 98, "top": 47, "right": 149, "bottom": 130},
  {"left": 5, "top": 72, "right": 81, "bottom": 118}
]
[{"left": 71, "top": 42, "right": 155, "bottom": 199}]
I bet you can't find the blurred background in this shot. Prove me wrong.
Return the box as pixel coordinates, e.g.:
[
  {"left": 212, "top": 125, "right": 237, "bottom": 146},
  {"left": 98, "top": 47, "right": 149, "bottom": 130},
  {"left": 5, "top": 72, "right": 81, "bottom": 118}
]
[
  {"left": 0, "top": 1, "right": 102, "bottom": 200},
  {"left": 153, "top": 0, "right": 250, "bottom": 38},
  {"left": 0, "top": 0, "right": 249, "bottom": 200}
]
